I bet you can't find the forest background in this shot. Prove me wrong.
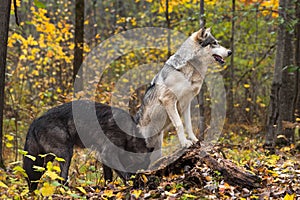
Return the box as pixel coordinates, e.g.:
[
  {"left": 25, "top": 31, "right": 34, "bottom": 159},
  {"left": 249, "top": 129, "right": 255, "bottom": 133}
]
[{"left": 0, "top": 0, "right": 300, "bottom": 198}]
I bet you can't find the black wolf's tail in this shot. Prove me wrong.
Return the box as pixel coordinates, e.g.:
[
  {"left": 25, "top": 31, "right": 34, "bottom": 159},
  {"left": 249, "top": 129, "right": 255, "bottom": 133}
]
[{"left": 23, "top": 122, "right": 44, "bottom": 191}]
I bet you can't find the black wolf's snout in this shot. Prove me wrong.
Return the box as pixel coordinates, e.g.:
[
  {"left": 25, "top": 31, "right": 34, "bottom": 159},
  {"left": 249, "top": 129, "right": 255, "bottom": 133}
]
[{"left": 227, "top": 50, "right": 232, "bottom": 56}]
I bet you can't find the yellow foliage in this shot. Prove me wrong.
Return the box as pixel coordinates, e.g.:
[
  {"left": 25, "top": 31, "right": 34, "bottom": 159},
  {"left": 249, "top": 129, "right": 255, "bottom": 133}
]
[
  {"left": 260, "top": 0, "right": 279, "bottom": 17},
  {"left": 0, "top": 181, "right": 8, "bottom": 188},
  {"left": 239, "top": 0, "right": 279, "bottom": 17},
  {"left": 76, "top": 186, "right": 87, "bottom": 195},
  {"left": 283, "top": 193, "right": 295, "bottom": 200},
  {"left": 243, "top": 83, "right": 250, "bottom": 88},
  {"left": 205, "top": 0, "right": 218, "bottom": 5},
  {"left": 131, "top": 189, "right": 142, "bottom": 199},
  {"left": 39, "top": 182, "right": 56, "bottom": 197},
  {"left": 102, "top": 189, "right": 115, "bottom": 198},
  {"left": 44, "top": 170, "right": 64, "bottom": 181}
]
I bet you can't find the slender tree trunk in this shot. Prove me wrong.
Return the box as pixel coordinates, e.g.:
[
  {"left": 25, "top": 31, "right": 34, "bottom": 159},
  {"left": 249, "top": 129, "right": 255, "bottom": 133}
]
[
  {"left": 199, "top": 0, "right": 205, "bottom": 27},
  {"left": 198, "top": 0, "right": 206, "bottom": 140},
  {"left": 73, "top": 0, "right": 84, "bottom": 93},
  {"left": 0, "top": 0, "right": 11, "bottom": 168},
  {"left": 294, "top": 0, "right": 300, "bottom": 121},
  {"left": 165, "top": 0, "right": 171, "bottom": 58},
  {"left": 227, "top": 0, "right": 235, "bottom": 122},
  {"left": 279, "top": 0, "right": 295, "bottom": 144},
  {"left": 265, "top": 0, "right": 287, "bottom": 149}
]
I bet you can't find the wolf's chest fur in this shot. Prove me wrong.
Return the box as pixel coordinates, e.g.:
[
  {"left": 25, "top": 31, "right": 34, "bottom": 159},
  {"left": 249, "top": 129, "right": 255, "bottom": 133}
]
[{"left": 157, "top": 62, "right": 204, "bottom": 111}]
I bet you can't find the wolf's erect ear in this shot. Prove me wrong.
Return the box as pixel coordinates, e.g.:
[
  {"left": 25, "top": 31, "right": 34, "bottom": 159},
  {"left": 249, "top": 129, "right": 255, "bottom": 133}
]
[
  {"left": 205, "top": 27, "right": 211, "bottom": 34},
  {"left": 196, "top": 27, "right": 206, "bottom": 43},
  {"left": 196, "top": 27, "right": 211, "bottom": 43}
]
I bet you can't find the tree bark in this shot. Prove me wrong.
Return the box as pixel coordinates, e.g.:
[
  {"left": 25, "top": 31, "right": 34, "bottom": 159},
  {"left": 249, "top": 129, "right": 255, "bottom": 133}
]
[
  {"left": 227, "top": 0, "right": 235, "bottom": 123},
  {"left": 279, "top": 0, "right": 295, "bottom": 144},
  {"left": 0, "top": 0, "right": 11, "bottom": 168},
  {"left": 294, "top": 0, "right": 300, "bottom": 122},
  {"left": 265, "top": 0, "right": 295, "bottom": 148},
  {"left": 73, "top": 0, "right": 84, "bottom": 93},
  {"left": 197, "top": 0, "right": 206, "bottom": 140}
]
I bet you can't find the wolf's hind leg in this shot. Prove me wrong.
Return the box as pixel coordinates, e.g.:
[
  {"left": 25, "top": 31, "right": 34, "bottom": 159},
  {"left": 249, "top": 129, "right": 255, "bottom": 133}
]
[
  {"left": 102, "top": 164, "right": 113, "bottom": 182},
  {"left": 23, "top": 155, "right": 44, "bottom": 191},
  {"left": 183, "top": 103, "right": 198, "bottom": 143},
  {"left": 54, "top": 147, "right": 73, "bottom": 185}
]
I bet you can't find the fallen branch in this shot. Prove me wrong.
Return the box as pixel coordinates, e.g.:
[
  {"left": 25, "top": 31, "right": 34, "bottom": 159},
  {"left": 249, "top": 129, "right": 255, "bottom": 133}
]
[{"left": 136, "top": 143, "right": 261, "bottom": 189}]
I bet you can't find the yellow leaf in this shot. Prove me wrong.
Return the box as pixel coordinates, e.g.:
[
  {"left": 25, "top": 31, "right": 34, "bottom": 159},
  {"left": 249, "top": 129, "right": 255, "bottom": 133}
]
[
  {"left": 54, "top": 157, "right": 65, "bottom": 162},
  {"left": 33, "top": 165, "right": 45, "bottom": 172},
  {"left": 39, "top": 182, "right": 56, "bottom": 197},
  {"left": 20, "top": 188, "right": 29, "bottom": 196},
  {"left": 260, "top": 103, "right": 266, "bottom": 108},
  {"left": 283, "top": 193, "right": 295, "bottom": 200},
  {"left": 0, "top": 181, "right": 8, "bottom": 188},
  {"left": 243, "top": 84, "right": 250, "bottom": 88},
  {"left": 142, "top": 174, "right": 148, "bottom": 183},
  {"left": 116, "top": 192, "right": 124, "bottom": 199},
  {"left": 267, "top": 170, "right": 278, "bottom": 177},
  {"left": 76, "top": 186, "right": 87, "bottom": 195},
  {"left": 32, "top": 70, "right": 39, "bottom": 76},
  {"left": 122, "top": 78, "right": 129, "bottom": 83},
  {"left": 95, "top": 34, "right": 100, "bottom": 39},
  {"left": 5, "top": 134, "right": 14, "bottom": 141},
  {"left": 25, "top": 154, "right": 36, "bottom": 161},
  {"left": 52, "top": 166, "right": 61, "bottom": 173},
  {"left": 57, "top": 22, "right": 63, "bottom": 28},
  {"left": 131, "top": 189, "right": 142, "bottom": 199},
  {"left": 44, "top": 171, "right": 64, "bottom": 181},
  {"left": 102, "top": 189, "right": 114, "bottom": 198},
  {"left": 19, "top": 73, "right": 25, "bottom": 79},
  {"left": 56, "top": 87, "right": 62, "bottom": 93},
  {"left": 183, "top": 193, "right": 197, "bottom": 199},
  {"left": 5, "top": 143, "right": 13, "bottom": 148}
]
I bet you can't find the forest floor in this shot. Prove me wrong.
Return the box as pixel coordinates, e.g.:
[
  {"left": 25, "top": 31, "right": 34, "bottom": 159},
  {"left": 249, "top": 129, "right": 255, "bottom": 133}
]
[{"left": 0, "top": 125, "right": 299, "bottom": 199}]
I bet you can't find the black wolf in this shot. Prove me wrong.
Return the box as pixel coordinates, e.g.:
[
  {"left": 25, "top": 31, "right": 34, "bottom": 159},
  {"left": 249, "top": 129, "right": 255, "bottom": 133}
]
[{"left": 23, "top": 100, "right": 152, "bottom": 191}]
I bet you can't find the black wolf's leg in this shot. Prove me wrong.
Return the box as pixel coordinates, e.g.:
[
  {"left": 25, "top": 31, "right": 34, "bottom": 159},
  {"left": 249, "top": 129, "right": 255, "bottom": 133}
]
[
  {"left": 23, "top": 155, "right": 44, "bottom": 191},
  {"left": 102, "top": 164, "right": 113, "bottom": 182},
  {"left": 56, "top": 148, "right": 73, "bottom": 185}
]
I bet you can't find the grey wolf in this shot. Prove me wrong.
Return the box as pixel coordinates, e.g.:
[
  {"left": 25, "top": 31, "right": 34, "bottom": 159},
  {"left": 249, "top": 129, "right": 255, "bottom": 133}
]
[
  {"left": 23, "top": 100, "right": 152, "bottom": 191},
  {"left": 135, "top": 27, "right": 232, "bottom": 153}
]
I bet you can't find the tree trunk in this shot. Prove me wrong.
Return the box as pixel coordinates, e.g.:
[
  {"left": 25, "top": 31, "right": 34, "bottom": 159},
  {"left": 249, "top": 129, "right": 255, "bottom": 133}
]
[
  {"left": 227, "top": 0, "right": 235, "bottom": 123},
  {"left": 0, "top": 0, "right": 11, "bottom": 168},
  {"left": 73, "top": 0, "right": 84, "bottom": 93},
  {"left": 197, "top": 0, "right": 206, "bottom": 140},
  {"left": 165, "top": 0, "right": 171, "bottom": 58},
  {"left": 279, "top": 0, "right": 295, "bottom": 145},
  {"left": 294, "top": 0, "right": 300, "bottom": 122},
  {"left": 265, "top": 0, "right": 295, "bottom": 148}
]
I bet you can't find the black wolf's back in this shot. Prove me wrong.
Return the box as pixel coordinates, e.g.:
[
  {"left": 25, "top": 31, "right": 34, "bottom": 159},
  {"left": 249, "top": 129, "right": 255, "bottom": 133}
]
[{"left": 23, "top": 100, "right": 151, "bottom": 191}]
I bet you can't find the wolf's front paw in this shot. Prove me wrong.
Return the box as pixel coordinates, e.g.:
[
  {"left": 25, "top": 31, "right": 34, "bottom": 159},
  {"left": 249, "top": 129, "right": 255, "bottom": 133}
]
[
  {"left": 188, "top": 134, "right": 199, "bottom": 143},
  {"left": 181, "top": 139, "right": 193, "bottom": 148}
]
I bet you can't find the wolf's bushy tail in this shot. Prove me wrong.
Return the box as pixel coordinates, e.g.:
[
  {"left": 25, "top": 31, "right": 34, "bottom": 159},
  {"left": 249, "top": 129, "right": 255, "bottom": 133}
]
[{"left": 23, "top": 122, "right": 44, "bottom": 191}]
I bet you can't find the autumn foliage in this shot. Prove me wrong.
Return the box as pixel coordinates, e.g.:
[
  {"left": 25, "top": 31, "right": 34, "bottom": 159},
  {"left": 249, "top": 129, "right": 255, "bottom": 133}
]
[{"left": 2, "top": 0, "right": 300, "bottom": 199}]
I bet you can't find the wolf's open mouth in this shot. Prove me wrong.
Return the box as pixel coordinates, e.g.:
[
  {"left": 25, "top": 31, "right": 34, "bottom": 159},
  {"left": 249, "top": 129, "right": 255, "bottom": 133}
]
[{"left": 213, "top": 54, "right": 225, "bottom": 65}]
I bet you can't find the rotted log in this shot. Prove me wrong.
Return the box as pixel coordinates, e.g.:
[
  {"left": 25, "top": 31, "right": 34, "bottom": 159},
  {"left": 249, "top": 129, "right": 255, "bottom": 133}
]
[{"left": 136, "top": 143, "right": 261, "bottom": 189}]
